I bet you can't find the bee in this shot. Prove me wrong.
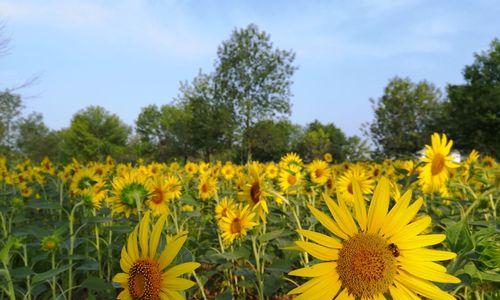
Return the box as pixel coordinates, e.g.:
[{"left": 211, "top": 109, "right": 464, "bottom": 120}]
[{"left": 388, "top": 243, "right": 400, "bottom": 257}]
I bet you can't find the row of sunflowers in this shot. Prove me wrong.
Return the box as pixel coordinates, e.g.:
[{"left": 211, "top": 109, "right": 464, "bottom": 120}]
[{"left": 0, "top": 133, "right": 498, "bottom": 299}]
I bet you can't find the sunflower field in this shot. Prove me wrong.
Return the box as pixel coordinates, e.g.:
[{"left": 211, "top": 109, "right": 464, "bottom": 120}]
[{"left": 0, "top": 133, "right": 498, "bottom": 300}]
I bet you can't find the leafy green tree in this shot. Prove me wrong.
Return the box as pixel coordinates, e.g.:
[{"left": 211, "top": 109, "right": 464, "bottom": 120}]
[
  {"left": 246, "top": 119, "right": 300, "bottom": 162},
  {"left": 295, "top": 120, "right": 350, "bottom": 162},
  {"left": 135, "top": 104, "right": 193, "bottom": 161},
  {"left": 16, "top": 113, "right": 62, "bottom": 161},
  {"left": 176, "top": 72, "right": 236, "bottom": 161},
  {"left": 365, "top": 77, "right": 442, "bottom": 158},
  {"left": 214, "top": 24, "right": 297, "bottom": 158},
  {"left": 0, "top": 91, "right": 22, "bottom": 156},
  {"left": 442, "top": 39, "right": 500, "bottom": 158},
  {"left": 63, "top": 106, "right": 131, "bottom": 162},
  {"left": 344, "top": 136, "right": 371, "bottom": 161}
]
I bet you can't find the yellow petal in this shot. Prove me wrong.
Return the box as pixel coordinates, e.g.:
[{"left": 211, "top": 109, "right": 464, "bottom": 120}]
[
  {"left": 367, "top": 177, "right": 390, "bottom": 234},
  {"left": 288, "top": 276, "right": 323, "bottom": 295},
  {"left": 296, "top": 229, "right": 341, "bottom": 249},
  {"left": 382, "top": 195, "right": 422, "bottom": 238},
  {"left": 163, "top": 262, "right": 201, "bottom": 278},
  {"left": 117, "top": 289, "right": 132, "bottom": 300},
  {"left": 127, "top": 227, "right": 140, "bottom": 261},
  {"left": 394, "top": 281, "right": 421, "bottom": 300},
  {"left": 120, "top": 247, "right": 133, "bottom": 273},
  {"left": 162, "top": 277, "right": 196, "bottom": 291},
  {"left": 149, "top": 214, "right": 168, "bottom": 258},
  {"left": 308, "top": 205, "right": 348, "bottom": 240},
  {"left": 294, "top": 273, "right": 340, "bottom": 300},
  {"left": 397, "top": 234, "right": 446, "bottom": 250},
  {"left": 139, "top": 212, "right": 151, "bottom": 258},
  {"left": 288, "top": 262, "right": 337, "bottom": 277},
  {"left": 162, "top": 290, "right": 184, "bottom": 300},
  {"left": 352, "top": 180, "right": 367, "bottom": 230},
  {"left": 295, "top": 241, "right": 339, "bottom": 261},
  {"left": 389, "top": 216, "right": 431, "bottom": 244},
  {"left": 401, "top": 248, "right": 456, "bottom": 261},
  {"left": 158, "top": 234, "right": 188, "bottom": 270},
  {"left": 395, "top": 271, "right": 455, "bottom": 300},
  {"left": 336, "top": 288, "right": 355, "bottom": 300},
  {"left": 400, "top": 260, "right": 460, "bottom": 283},
  {"left": 112, "top": 273, "right": 129, "bottom": 284},
  {"left": 323, "top": 194, "right": 357, "bottom": 237}
]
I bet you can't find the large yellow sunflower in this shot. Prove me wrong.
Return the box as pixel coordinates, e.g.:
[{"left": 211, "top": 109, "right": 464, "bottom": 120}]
[
  {"left": 288, "top": 177, "right": 459, "bottom": 299},
  {"left": 215, "top": 197, "right": 236, "bottom": 221},
  {"left": 336, "top": 165, "right": 374, "bottom": 204},
  {"left": 308, "top": 159, "right": 330, "bottom": 186},
  {"left": 419, "top": 133, "right": 459, "bottom": 193},
  {"left": 219, "top": 204, "right": 257, "bottom": 245},
  {"left": 279, "top": 152, "right": 303, "bottom": 169},
  {"left": 198, "top": 174, "right": 217, "bottom": 200},
  {"left": 278, "top": 165, "right": 303, "bottom": 195},
  {"left": 239, "top": 164, "right": 270, "bottom": 221},
  {"left": 113, "top": 212, "right": 200, "bottom": 299}
]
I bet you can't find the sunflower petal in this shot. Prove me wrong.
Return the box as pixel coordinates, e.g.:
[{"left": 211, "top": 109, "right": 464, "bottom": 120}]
[
  {"left": 162, "top": 277, "right": 196, "bottom": 291},
  {"left": 395, "top": 271, "right": 455, "bottom": 300},
  {"left": 308, "top": 205, "right": 348, "bottom": 240},
  {"left": 296, "top": 229, "right": 341, "bottom": 249},
  {"left": 295, "top": 241, "right": 339, "bottom": 261},
  {"left": 139, "top": 212, "right": 151, "bottom": 257},
  {"left": 367, "top": 177, "right": 391, "bottom": 234},
  {"left": 288, "top": 262, "right": 337, "bottom": 277},
  {"left": 158, "top": 234, "right": 188, "bottom": 270},
  {"left": 149, "top": 214, "right": 168, "bottom": 258},
  {"left": 164, "top": 262, "right": 201, "bottom": 278},
  {"left": 389, "top": 216, "right": 431, "bottom": 244}
]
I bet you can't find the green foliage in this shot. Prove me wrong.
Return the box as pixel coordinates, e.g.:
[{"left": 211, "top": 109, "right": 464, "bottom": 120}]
[
  {"left": 442, "top": 39, "right": 500, "bottom": 158},
  {"left": 365, "top": 77, "right": 442, "bottom": 158},
  {"left": 16, "top": 113, "right": 62, "bottom": 162},
  {"left": 214, "top": 24, "right": 297, "bottom": 158},
  {"left": 62, "top": 106, "right": 130, "bottom": 162},
  {"left": 0, "top": 91, "right": 23, "bottom": 157}
]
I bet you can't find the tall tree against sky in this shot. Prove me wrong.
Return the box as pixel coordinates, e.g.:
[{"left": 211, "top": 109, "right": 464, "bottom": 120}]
[
  {"left": 365, "top": 77, "right": 442, "bottom": 158},
  {"left": 442, "top": 38, "right": 500, "bottom": 158},
  {"left": 214, "top": 24, "right": 297, "bottom": 159}
]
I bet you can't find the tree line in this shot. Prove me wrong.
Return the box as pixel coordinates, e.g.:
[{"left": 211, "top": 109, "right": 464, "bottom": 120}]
[{"left": 1, "top": 24, "right": 498, "bottom": 163}]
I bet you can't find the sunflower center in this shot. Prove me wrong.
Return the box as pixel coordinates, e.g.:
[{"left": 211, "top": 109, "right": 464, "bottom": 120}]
[
  {"left": 287, "top": 174, "right": 297, "bottom": 185},
  {"left": 431, "top": 153, "right": 445, "bottom": 175},
  {"left": 128, "top": 259, "right": 162, "bottom": 300},
  {"left": 315, "top": 169, "right": 323, "bottom": 178},
  {"left": 250, "top": 181, "right": 261, "bottom": 204},
  {"left": 230, "top": 218, "right": 242, "bottom": 234},
  {"left": 151, "top": 188, "right": 164, "bottom": 204},
  {"left": 336, "top": 233, "right": 396, "bottom": 299},
  {"left": 347, "top": 182, "right": 353, "bottom": 194},
  {"left": 201, "top": 183, "right": 209, "bottom": 193}
]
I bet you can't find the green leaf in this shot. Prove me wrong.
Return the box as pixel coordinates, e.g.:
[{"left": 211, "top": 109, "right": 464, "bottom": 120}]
[
  {"left": 32, "top": 265, "right": 72, "bottom": 285},
  {"left": 27, "top": 201, "right": 61, "bottom": 210},
  {"left": 11, "top": 266, "right": 33, "bottom": 279},
  {"left": 259, "top": 229, "right": 291, "bottom": 243},
  {"left": 81, "top": 277, "right": 113, "bottom": 291}
]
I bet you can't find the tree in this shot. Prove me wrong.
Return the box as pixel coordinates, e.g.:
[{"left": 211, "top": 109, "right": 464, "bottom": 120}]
[
  {"left": 214, "top": 24, "right": 297, "bottom": 158},
  {"left": 63, "top": 106, "right": 131, "bottom": 162},
  {"left": 246, "top": 119, "right": 300, "bottom": 162},
  {"left": 176, "top": 72, "right": 236, "bottom": 161},
  {"left": 295, "top": 120, "right": 351, "bottom": 162},
  {"left": 365, "top": 77, "right": 442, "bottom": 158},
  {"left": 16, "top": 113, "right": 62, "bottom": 161},
  {"left": 0, "top": 91, "right": 23, "bottom": 156},
  {"left": 442, "top": 39, "right": 500, "bottom": 158}
]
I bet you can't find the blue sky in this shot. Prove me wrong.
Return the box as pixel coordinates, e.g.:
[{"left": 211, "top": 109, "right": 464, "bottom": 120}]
[{"left": 0, "top": 0, "right": 498, "bottom": 136}]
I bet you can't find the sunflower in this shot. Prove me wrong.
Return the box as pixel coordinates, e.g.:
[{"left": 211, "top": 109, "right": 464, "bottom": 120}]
[
  {"left": 40, "top": 157, "right": 55, "bottom": 175},
  {"left": 215, "top": 197, "right": 236, "bottom": 221},
  {"left": 184, "top": 162, "right": 198, "bottom": 177},
  {"left": 113, "top": 212, "right": 200, "bottom": 300},
  {"left": 288, "top": 177, "right": 459, "bottom": 299},
  {"left": 324, "top": 153, "right": 333, "bottom": 163},
  {"left": 109, "top": 170, "right": 152, "bottom": 218},
  {"left": 278, "top": 165, "right": 303, "bottom": 194},
  {"left": 146, "top": 176, "right": 172, "bottom": 216},
  {"left": 239, "top": 165, "right": 270, "bottom": 221},
  {"left": 336, "top": 165, "right": 374, "bottom": 205},
  {"left": 79, "top": 181, "right": 107, "bottom": 209},
  {"left": 419, "top": 133, "right": 459, "bottom": 193},
  {"left": 265, "top": 163, "right": 279, "bottom": 179},
  {"left": 70, "top": 168, "right": 100, "bottom": 196},
  {"left": 198, "top": 174, "right": 217, "bottom": 200},
  {"left": 219, "top": 204, "right": 257, "bottom": 245},
  {"left": 308, "top": 160, "right": 330, "bottom": 186},
  {"left": 221, "top": 163, "right": 235, "bottom": 181},
  {"left": 279, "top": 152, "right": 303, "bottom": 169}
]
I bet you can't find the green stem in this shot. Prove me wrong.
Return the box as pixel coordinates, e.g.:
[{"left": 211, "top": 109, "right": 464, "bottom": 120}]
[
  {"left": 1, "top": 262, "right": 16, "bottom": 300},
  {"left": 68, "top": 201, "right": 84, "bottom": 300},
  {"left": 23, "top": 245, "right": 31, "bottom": 300},
  {"left": 192, "top": 271, "right": 208, "bottom": 300},
  {"left": 92, "top": 209, "right": 102, "bottom": 278},
  {"left": 51, "top": 251, "right": 57, "bottom": 300}
]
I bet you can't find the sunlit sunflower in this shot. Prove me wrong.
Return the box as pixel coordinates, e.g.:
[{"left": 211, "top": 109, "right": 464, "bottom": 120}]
[
  {"left": 336, "top": 165, "right": 374, "bottom": 205},
  {"left": 113, "top": 212, "right": 200, "bottom": 300},
  {"left": 79, "top": 181, "right": 107, "bottom": 209},
  {"left": 265, "top": 163, "right": 279, "bottom": 179},
  {"left": 70, "top": 168, "right": 100, "bottom": 196},
  {"left": 146, "top": 176, "right": 172, "bottom": 216},
  {"left": 184, "top": 161, "right": 198, "bottom": 178},
  {"left": 198, "top": 174, "right": 217, "bottom": 200},
  {"left": 239, "top": 165, "right": 270, "bottom": 221},
  {"left": 324, "top": 153, "right": 333, "bottom": 163},
  {"left": 279, "top": 165, "right": 303, "bottom": 194},
  {"left": 221, "top": 163, "right": 235, "bottom": 181},
  {"left": 40, "top": 157, "right": 56, "bottom": 175},
  {"left": 279, "top": 152, "right": 303, "bottom": 169},
  {"left": 219, "top": 204, "right": 257, "bottom": 245},
  {"left": 419, "top": 133, "right": 459, "bottom": 193},
  {"left": 289, "top": 177, "right": 459, "bottom": 300},
  {"left": 308, "top": 160, "right": 330, "bottom": 186},
  {"left": 215, "top": 197, "right": 236, "bottom": 221},
  {"left": 109, "top": 170, "right": 152, "bottom": 218}
]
